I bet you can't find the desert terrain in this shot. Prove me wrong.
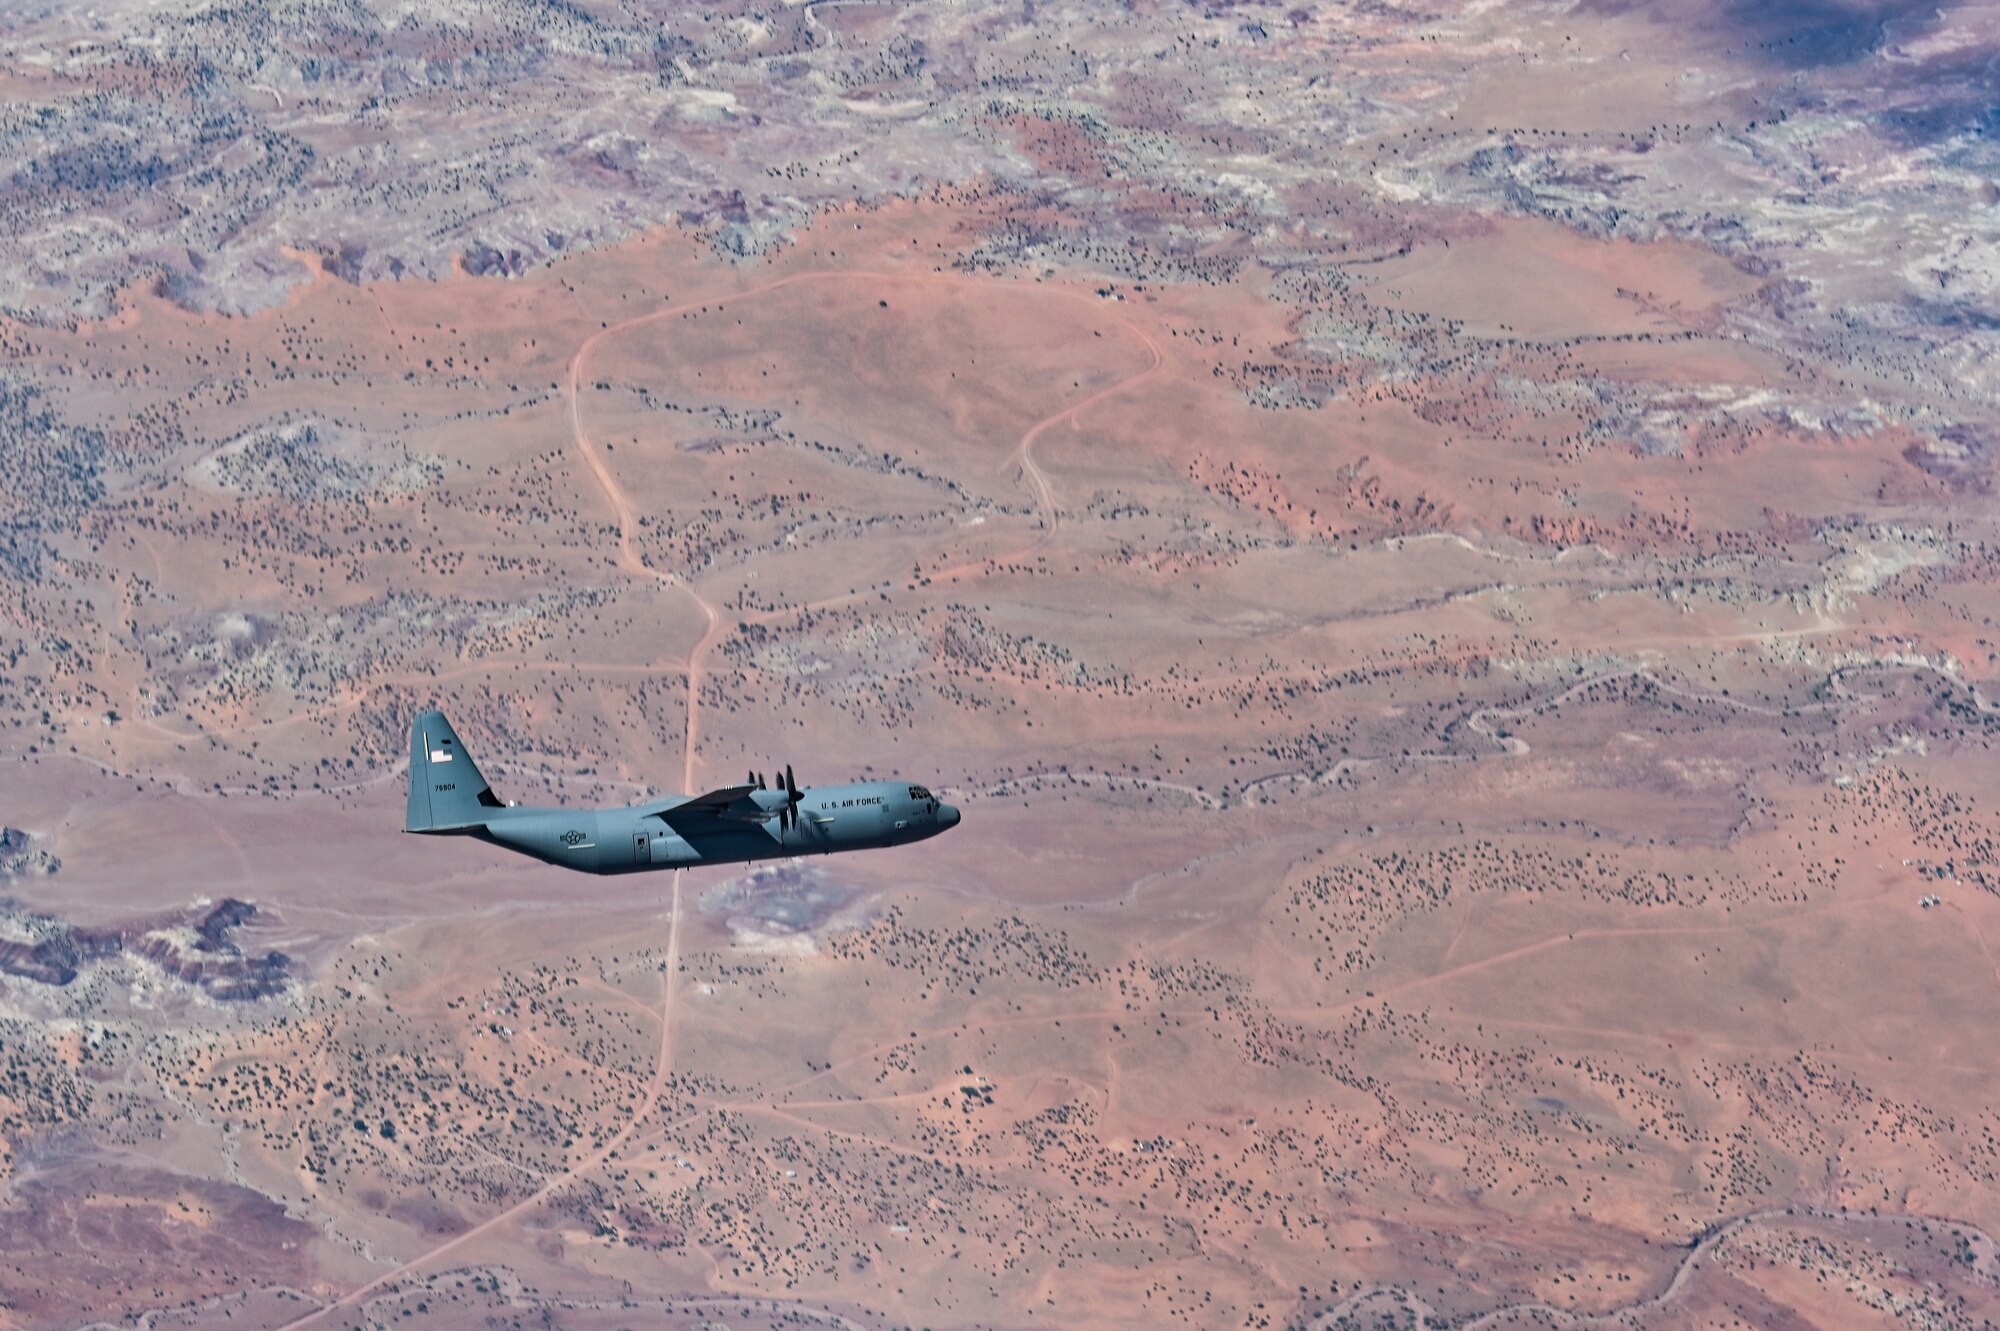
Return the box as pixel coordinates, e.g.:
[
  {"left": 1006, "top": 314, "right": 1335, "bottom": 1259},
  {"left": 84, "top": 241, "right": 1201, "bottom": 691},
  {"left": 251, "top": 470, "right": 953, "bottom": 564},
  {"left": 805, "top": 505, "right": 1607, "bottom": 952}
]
[{"left": 5, "top": 0, "right": 2000, "bottom": 1328}]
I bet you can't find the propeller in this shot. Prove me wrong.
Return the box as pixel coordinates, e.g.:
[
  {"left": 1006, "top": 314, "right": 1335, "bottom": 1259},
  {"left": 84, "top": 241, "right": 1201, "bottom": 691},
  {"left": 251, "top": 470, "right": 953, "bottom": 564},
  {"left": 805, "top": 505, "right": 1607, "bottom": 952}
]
[{"left": 775, "top": 764, "right": 803, "bottom": 831}]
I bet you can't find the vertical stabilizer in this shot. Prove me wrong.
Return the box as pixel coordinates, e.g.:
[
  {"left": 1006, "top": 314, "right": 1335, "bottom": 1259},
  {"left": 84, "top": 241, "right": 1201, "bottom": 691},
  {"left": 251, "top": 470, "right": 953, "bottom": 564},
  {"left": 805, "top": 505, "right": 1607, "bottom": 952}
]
[{"left": 406, "top": 710, "right": 501, "bottom": 832}]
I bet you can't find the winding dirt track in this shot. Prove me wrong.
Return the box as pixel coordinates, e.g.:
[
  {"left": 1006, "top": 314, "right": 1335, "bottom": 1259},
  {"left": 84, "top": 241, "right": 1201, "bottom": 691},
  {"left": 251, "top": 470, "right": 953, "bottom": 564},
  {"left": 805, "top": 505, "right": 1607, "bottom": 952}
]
[
  {"left": 271, "top": 294, "right": 726, "bottom": 1331},
  {"left": 276, "top": 263, "right": 1162, "bottom": 1327},
  {"left": 271, "top": 960, "right": 685, "bottom": 1331},
  {"left": 1000, "top": 298, "right": 1165, "bottom": 530},
  {"left": 270, "top": 261, "right": 1168, "bottom": 1327}
]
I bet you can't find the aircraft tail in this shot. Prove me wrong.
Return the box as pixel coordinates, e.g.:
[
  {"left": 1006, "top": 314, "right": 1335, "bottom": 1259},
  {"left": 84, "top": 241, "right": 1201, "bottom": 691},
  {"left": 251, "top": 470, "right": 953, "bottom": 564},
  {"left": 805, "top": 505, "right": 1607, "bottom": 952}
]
[{"left": 406, "top": 709, "right": 504, "bottom": 833}]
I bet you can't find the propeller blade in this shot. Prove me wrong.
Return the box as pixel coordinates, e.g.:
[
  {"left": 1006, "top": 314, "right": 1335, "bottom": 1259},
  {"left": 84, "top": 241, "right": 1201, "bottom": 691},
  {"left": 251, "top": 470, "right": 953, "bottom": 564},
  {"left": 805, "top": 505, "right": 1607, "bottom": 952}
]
[{"left": 767, "top": 765, "right": 802, "bottom": 835}]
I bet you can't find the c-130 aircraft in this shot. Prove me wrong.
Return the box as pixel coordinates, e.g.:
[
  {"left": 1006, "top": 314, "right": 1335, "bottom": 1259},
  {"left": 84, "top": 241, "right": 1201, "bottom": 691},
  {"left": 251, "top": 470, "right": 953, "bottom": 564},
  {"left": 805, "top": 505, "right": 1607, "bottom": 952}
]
[{"left": 405, "top": 710, "right": 961, "bottom": 873}]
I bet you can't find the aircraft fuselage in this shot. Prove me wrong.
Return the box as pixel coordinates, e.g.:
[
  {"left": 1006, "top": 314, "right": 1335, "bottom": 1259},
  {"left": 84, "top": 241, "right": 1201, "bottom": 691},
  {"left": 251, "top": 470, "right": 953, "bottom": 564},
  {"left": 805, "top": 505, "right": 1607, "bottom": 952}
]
[
  {"left": 405, "top": 709, "right": 961, "bottom": 873},
  {"left": 464, "top": 781, "right": 959, "bottom": 874}
]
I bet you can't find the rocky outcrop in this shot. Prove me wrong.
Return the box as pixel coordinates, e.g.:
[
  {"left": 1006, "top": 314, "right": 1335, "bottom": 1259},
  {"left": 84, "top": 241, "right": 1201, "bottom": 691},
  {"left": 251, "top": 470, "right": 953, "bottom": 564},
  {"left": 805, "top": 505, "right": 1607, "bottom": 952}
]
[
  {"left": 0, "top": 828, "right": 58, "bottom": 877},
  {"left": 0, "top": 896, "right": 291, "bottom": 1000}
]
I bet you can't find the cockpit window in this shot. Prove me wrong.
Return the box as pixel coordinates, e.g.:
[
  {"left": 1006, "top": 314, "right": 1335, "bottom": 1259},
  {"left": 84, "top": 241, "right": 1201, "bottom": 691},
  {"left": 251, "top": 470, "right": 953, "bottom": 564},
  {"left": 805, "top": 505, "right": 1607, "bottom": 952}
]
[{"left": 909, "top": 786, "right": 931, "bottom": 801}]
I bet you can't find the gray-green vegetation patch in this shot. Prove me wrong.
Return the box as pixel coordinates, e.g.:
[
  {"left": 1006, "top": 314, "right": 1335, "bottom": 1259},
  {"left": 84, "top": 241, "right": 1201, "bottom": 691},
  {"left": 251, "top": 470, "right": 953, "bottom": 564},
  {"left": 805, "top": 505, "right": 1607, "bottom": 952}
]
[
  {"left": 191, "top": 417, "right": 441, "bottom": 500},
  {"left": 0, "top": 377, "right": 105, "bottom": 580}
]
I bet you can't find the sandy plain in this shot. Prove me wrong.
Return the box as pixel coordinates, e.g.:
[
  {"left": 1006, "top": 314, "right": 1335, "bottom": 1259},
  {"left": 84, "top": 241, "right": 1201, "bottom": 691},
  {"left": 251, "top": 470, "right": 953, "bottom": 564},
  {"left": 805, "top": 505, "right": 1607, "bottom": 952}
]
[
  {"left": 3, "top": 0, "right": 2000, "bottom": 1328},
  {"left": 0, "top": 192, "right": 1997, "bottom": 1330}
]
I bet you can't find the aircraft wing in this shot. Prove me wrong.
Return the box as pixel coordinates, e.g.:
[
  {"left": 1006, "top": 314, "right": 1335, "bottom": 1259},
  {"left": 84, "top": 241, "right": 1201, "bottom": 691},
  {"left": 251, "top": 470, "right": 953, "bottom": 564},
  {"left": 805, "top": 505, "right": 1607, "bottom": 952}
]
[{"left": 654, "top": 785, "right": 768, "bottom": 827}]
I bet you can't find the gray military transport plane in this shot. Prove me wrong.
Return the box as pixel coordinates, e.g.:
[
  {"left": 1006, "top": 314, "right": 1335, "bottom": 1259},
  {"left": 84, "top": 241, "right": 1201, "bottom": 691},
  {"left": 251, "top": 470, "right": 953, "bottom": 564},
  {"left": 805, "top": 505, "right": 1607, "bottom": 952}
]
[{"left": 405, "top": 710, "right": 960, "bottom": 872}]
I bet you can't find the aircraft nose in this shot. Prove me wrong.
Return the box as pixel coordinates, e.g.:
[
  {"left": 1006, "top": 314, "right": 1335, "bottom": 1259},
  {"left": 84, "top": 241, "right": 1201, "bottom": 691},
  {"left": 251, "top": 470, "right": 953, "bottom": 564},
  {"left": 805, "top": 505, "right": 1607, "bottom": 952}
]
[{"left": 937, "top": 804, "right": 961, "bottom": 830}]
